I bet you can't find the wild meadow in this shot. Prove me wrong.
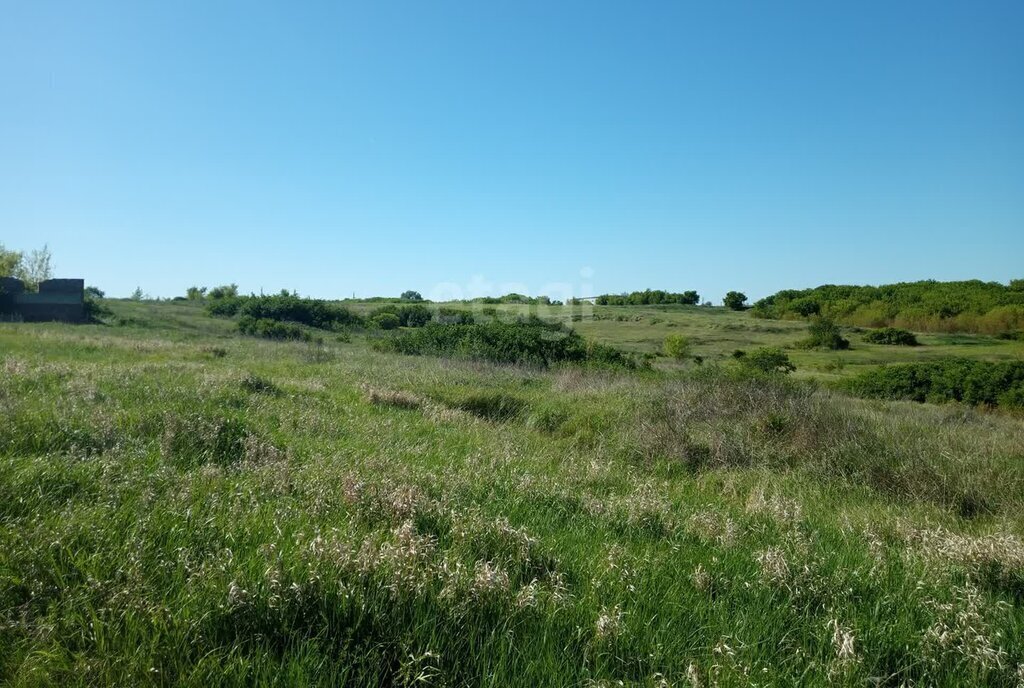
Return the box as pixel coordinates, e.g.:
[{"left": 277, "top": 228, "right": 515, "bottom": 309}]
[{"left": 2, "top": 298, "right": 1024, "bottom": 686}]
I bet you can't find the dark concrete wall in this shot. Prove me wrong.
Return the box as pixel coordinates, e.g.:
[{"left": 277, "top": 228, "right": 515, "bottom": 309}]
[
  {"left": 0, "top": 278, "right": 86, "bottom": 322},
  {"left": 1, "top": 276, "right": 25, "bottom": 295}
]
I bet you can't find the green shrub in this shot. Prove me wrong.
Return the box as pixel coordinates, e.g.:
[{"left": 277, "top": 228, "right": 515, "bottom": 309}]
[
  {"left": 452, "top": 392, "right": 526, "bottom": 422},
  {"left": 207, "top": 284, "right": 239, "bottom": 299},
  {"left": 738, "top": 347, "right": 796, "bottom": 374},
  {"left": 723, "top": 291, "right": 747, "bottom": 310},
  {"left": 436, "top": 308, "right": 474, "bottom": 325},
  {"left": 237, "top": 315, "right": 312, "bottom": 341},
  {"left": 799, "top": 317, "right": 850, "bottom": 350},
  {"left": 240, "top": 374, "right": 281, "bottom": 395},
  {"left": 374, "top": 320, "right": 637, "bottom": 369},
  {"left": 863, "top": 327, "right": 919, "bottom": 346},
  {"left": 239, "top": 295, "right": 362, "bottom": 330},
  {"left": 843, "top": 358, "right": 1024, "bottom": 408},
  {"left": 372, "top": 312, "right": 400, "bottom": 330},
  {"left": 663, "top": 334, "right": 691, "bottom": 360},
  {"left": 83, "top": 293, "right": 112, "bottom": 323},
  {"left": 205, "top": 297, "right": 244, "bottom": 317},
  {"left": 397, "top": 304, "right": 432, "bottom": 327}
]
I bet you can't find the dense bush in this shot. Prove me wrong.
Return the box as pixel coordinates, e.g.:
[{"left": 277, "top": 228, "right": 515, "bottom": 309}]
[
  {"left": 864, "top": 327, "right": 919, "bottom": 346},
  {"left": 843, "top": 358, "right": 1024, "bottom": 408},
  {"left": 400, "top": 290, "right": 424, "bottom": 301},
  {"left": 435, "top": 307, "right": 475, "bottom": 324},
  {"left": 82, "top": 293, "right": 112, "bottom": 323},
  {"left": 240, "top": 295, "right": 362, "bottom": 329},
  {"left": 663, "top": 334, "right": 692, "bottom": 360},
  {"left": 207, "top": 284, "right": 239, "bottom": 300},
  {"left": 372, "top": 312, "right": 400, "bottom": 330},
  {"left": 798, "top": 317, "right": 850, "bottom": 350},
  {"left": 237, "top": 315, "right": 313, "bottom": 341},
  {"left": 205, "top": 297, "right": 244, "bottom": 317},
  {"left": 374, "top": 319, "right": 637, "bottom": 368},
  {"left": 595, "top": 289, "right": 700, "bottom": 306},
  {"left": 736, "top": 347, "right": 796, "bottom": 374},
  {"left": 371, "top": 303, "right": 433, "bottom": 327},
  {"left": 752, "top": 280, "right": 1024, "bottom": 333},
  {"left": 400, "top": 304, "right": 432, "bottom": 327},
  {"left": 723, "top": 291, "right": 747, "bottom": 310}
]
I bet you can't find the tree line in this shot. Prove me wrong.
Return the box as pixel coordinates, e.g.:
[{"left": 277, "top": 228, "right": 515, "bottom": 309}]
[{"left": 752, "top": 280, "right": 1024, "bottom": 334}]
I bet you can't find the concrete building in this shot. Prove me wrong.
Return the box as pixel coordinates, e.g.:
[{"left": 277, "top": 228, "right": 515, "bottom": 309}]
[{"left": 0, "top": 277, "right": 86, "bottom": 322}]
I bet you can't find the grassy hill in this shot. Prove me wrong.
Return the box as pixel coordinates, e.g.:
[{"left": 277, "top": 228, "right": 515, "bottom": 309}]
[{"left": 1, "top": 299, "right": 1023, "bottom": 686}]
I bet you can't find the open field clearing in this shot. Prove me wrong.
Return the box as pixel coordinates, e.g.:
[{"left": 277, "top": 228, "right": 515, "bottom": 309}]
[{"left": 2, "top": 300, "right": 1024, "bottom": 686}]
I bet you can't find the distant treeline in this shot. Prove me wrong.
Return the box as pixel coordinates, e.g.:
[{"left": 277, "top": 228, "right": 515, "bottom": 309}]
[
  {"left": 464, "top": 293, "right": 559, "bottom": 305},
  {"left": 752, "top": 280, "right": 1024, "bottom": 334},
  {"left": 207, "top": 292, "right": 484, "bottom": 337},
  {"left": 593, "top": 289, "right": 700, "bottom": 306}
]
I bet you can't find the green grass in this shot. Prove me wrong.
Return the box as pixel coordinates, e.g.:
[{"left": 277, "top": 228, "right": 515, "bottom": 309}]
[
  {"left": 468, "top": 302, "right": 1024, "bottom": 382},
  {"left": 1, "top": 299, "right": 1023, "bottom": 686}
]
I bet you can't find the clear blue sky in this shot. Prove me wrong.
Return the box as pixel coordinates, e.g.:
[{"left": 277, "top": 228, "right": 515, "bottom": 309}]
[{"left": 2, "top": 1, "right": 1022, "bottom": 302}]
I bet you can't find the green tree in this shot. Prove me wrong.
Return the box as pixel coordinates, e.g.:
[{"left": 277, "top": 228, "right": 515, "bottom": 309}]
[
  {"left": 208, "top": 284, "right": 239, "bottom": 299},
  {"left": 723, "top": 291, "right": 747, "bottom": 310},
  {"left": 0, "top": 243, "right": 22, "bottom": 277},
  {"left": 803, "top": 316, "right": 850, "bottom": 350},
  {"left": 186, "top": 286, "right": 208, "bottom": 300},
  {"left": 17, "top": 245, "right": 54, "bottom": 289},
  {"left": 400, "top": 290, "right": 424, "bottom": 302}
]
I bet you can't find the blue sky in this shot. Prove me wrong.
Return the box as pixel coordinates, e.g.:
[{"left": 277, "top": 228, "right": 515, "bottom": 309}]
[{"left": 2, "top": 1, "right": 1022, "bottom": 301}]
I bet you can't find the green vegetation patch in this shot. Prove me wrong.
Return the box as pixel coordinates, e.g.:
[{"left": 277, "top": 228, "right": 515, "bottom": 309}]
[
  {"left": 373, "top": 319, "right": 639, "bottom": 369},
  {"left": 864, "top": 327, "right": 920, "bottom": 346},
  {"left": 238, "top": 315, "right": 313, "bottom": 342},
  {"left": 753, "top": 279, "right": 1024, "bottom": 334},
  {"left": 209, "top": 293, "right": 363, "bottom": 330},
  {"left": 843, "top": 358, "right": 1024, "bottom": 408},
  {"left": 595, "top": 289, "right": 700, "bottom": 306}
]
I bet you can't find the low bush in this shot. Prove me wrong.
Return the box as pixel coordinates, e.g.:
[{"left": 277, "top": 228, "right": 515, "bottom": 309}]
[
  {"left": 205, "top": 297, "right": 244, "bottom": 317},
  {"left": 374, "top": 319, "right": 637, "bottom": 368},
  {"left": 398, "top": 304, "right": 432, "bottom": 327},
  {"left": 663, "top": 334, "right": 691, "bottom": 360},
  {"left": 798, "top": 317, "right": 850, "bottom": 350},
  {"left": 436, "top": 307, "right": 475, "bottom": 325},
  {"left": 240, "top": 374, "right": 281, "bottom": 395},
  {"left": 239, "top": 295, "right": 362, "bottom": 330},
  {"left": 237, "top": 315, "right": 312, "bottom": 342},
  {"left": 83, "top": 293, "right": 112, "bottom": 323},
  {"left": 736, "top": 347, "right": 796, "bottom": 374},
  {"left": 843, "top": 358, "right": 1024, "bottom": 408},
  {"left": 372, "top": 312, "right": 400, "bottom": 330},
  {"left": 863, "top": 327, "right": 919, "bottom": 346},
  {"left": 451, "top": 391, "right": 526, "bottom": 422}
]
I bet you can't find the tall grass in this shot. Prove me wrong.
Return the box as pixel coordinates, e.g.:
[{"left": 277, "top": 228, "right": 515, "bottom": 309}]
[{"left": 1, "top": 304, "right": 1023, "bottom": 686}]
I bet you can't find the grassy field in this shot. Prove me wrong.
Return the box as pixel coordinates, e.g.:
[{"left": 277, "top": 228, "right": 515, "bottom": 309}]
[
  {"left": 410, "top": 301, "right": 1024, "bottom": 381},
  {"left": 2, "top": 299, "right": 1024, "bottom": 686}
]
